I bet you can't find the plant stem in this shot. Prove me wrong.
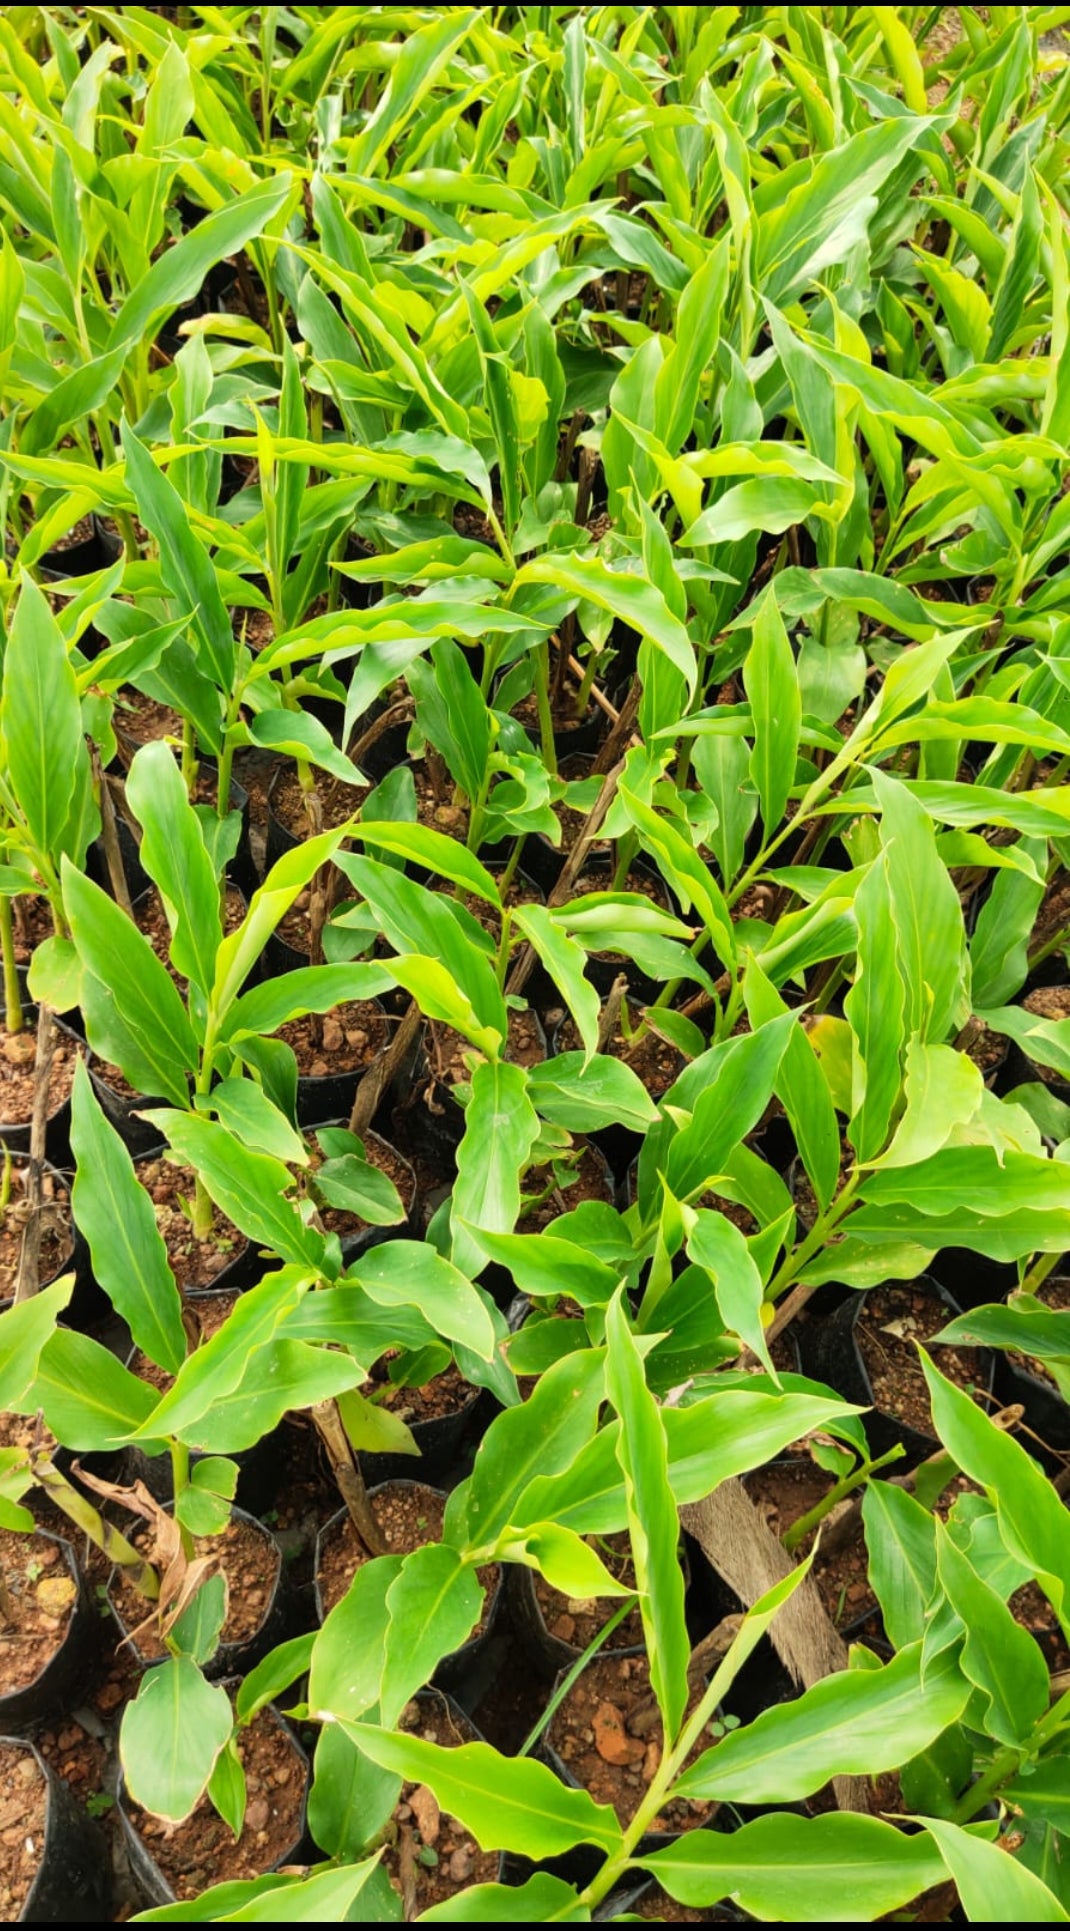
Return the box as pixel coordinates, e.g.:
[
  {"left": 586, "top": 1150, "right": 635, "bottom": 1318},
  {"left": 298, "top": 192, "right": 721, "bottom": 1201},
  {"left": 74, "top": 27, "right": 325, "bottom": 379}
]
[
  {"left": 31, "top": 1456, "right": 160, "bottom": 1600},
  {"left": 518, "top": 1599, "right": 635, "bottom": 1757},
  {"left": 0, "top": 896, "right": 23, "bottom": 1034},
  {"left": 534, "top": 642, "right": 558, "bottom": 776},
  {"left": 192, "top": 1174, "right": 215, "bottom": 1241},
  {"left": 781, "top": 1447, "right": 905, "bottom": 1555},
  {"left": 1020, "top": 1249, "right": 1062, "bottom": 1295},
  {"left": 171, "top": 1442, "right": 195, "bottom": 1560}
]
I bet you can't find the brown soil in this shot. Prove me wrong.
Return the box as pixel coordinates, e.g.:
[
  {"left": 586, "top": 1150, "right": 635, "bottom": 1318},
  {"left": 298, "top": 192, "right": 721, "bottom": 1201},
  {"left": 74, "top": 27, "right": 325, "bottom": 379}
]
[
  {"left": 0, "top": 1012, "right": 83, "bottom": 1130},
  {"left": 317, "top": 1483, "right": 500, "bottom": 1624},
  {"left": 380, "top": 1694, "right": 498, "bottom": 1912},
  {"left": 1010, "top": 1581, "right": 1070, "bottom": 1670},
  {"left": 270, "top": 766, "right": 363, "bottom": 840},
  {"left": 411, "top": 760, "right": 469, "bottom": 843},
  {"left": 0, "top": 1530, "right": 77, "bottom": 1697},
  {"left": 127, "top": 1706, "right": 305, "bottom": 1901},
  {"left": 278, "top": 999, "right": 389, "bottom": 1077},
  {"left": 1007, "top": 1276, "right": 1070, "bottom": 1391},
  {"left": 0, "top": 1164, "right": 73, "bottom": 1300},
  {"left": 10, "top": 894, "right": 53, "bottom": 966},
  {"left": 359, "top": 1361, "right": 476, "bottom": 1427},
  {"left": 513, "top": 672, "right": 602, "bottom": 745},
  {"left": 1022, "top": 987, "right": 1070, "bottom": 1085},
  {"left": 699, "top": 1189, "right": 758, "bottom": 1237},
  {"left": 427, "top": 1007, "right": 544, "bottom": 1087},
  {"left": 47, "top": 513, "right": 96, "bottom": 552},
  {"left": 306, "top": 1129, "right": 413, "bottom": 1242},
  {"left": 965, "top": 1022, "right": 1005, "bottom": 1075},
  {"left": 0, "top": 1745, "right": 48, "bottom": 1917},
  {"left": 518, "top": 1142, "right": 616, "bottom": 1231},
  {"left": 744, "top": 1462, "right": 876, "bottom": 1628},
  {"left": 635, "top": 1890, "right": 737, "bottom": 1922},
  {"left": 547, "top": 1651, "right": 717, "bottom": 1833},
  {"left": 136, "top": 1155, "right": 247, "bottom": 1288},
  {"left": 135, "top": 884, "right": 245, "bottom": 992},
  {"left": 1032, "top": 877, "right": 1070, "bottom": 949},
  {"left": 112, "top": 1514, "right": 280, "bottom": 1662},
  {"left": 556, "top": 1002, "right": 681, "bottom": 1100},
  {"left": 91, "top": 1055, "right": 155, "bottom": 1108},
  {"left": 234, "top": 605, "right": 274, "bottom": 652},
  {"left": 856, "top": 1285, "right": 987, "bottom": 1436},
  {"left": 534, "top": 1530, "right": 645, "bottom": 1652},
  {"left": 114, "top": 690, "right": 183, "bottom": 754},
  {"left": 552, "top": 753, "right": 606, "bottom": 854},
  {"left": 460, "top": 872, "right": 543, "bottom": 945}
]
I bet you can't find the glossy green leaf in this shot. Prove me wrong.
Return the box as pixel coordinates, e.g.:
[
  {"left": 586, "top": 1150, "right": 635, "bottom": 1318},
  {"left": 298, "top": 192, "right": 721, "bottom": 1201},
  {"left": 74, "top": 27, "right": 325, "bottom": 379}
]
[
  {"left": 126, "top": 741, "right": 221, "bottom": 993},
  {"left": 380, "top": 1543, "right": 484, "bottom": 1726},
  {"left": 451, "top": 1059, "right": 540, "bottom": 1278},
  {"left": 120, "top": 1657, "right": 232, "bottom": 1824},
  {"left": 62, "top": 860, "right": 198, "bottom": 1109},
  {"left": 922, "top": 1817, "right": 1070, "bottom": 1923},
  {"left": 640, "top": 1813, "right": 947, "bottom": 1922}
]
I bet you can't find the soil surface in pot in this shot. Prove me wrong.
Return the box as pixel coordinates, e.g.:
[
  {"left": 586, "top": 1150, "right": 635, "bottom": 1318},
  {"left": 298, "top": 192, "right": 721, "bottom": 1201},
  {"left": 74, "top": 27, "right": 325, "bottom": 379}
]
[
  {"left": 965, "top": 1021, "right": 1006, "bottom": 1077},
  {"left": 10, "top": 894, "right": 53, "bottom": 966},
  {"left": 634, "top": 1888, "right": 737, "bottom": 1922},
  {"left": 359, "top": 1360, "right": 476, "bottom": 1428},
  {"left": 428, "top": 1007, "right": 545, "bottom": 1085},
  {"left": 534, "top": 1529, "right": 645, "bottom": 1652},
  {"left": 0, "top": 1165, "right": 73, "bottom": 1300},
  {"left": 1010, "top": 1580, "right": 1070, "bottom": 1669},
  {"left": 137, "top": 884, "right": 245, "bottom": 992},
  {"left": 744, "top": 1463, "right": 876, "bottom": 1628},
  {"left": 113, "top": 1514, "right": 279, "bottom": 1661},
  {"left": 306, "top": 1130, "right": 412, "bottom": 1241},
  {"left": 1031, "top": 876, "right": 1070, "bottom": 950},
  {"left": 0, "top": 1529, "right": 77, "bottom": 1696},
  {"left": 0, "top": 1746, "right": 48, "bottom": 1917},
  {"left": 556, "top": 1002, "right": 681, "bottom": 1100},
  {"left": 460, "top": 872, "right": 542, "bottom": 945},
  {"left": 1007, "top": 1277, "right": 1070, "bottom": 1389},
  {"left": 1, "top": 1011, "right": 82, "bottom": 1129},
  {"left": 271, "top": 767, "right": 363, "bottom": 841},
  {"left": 518, "top": 1142, "right": 616, "bottom": 1231},
  {"left": 547, "top": 1651, "right": 717, "bottom": 1832},
  {"left": 279, "top": 999, "right": 390, "bottom": 1078},
  {"left": 1021, "top": 987, "right": 1070, "bottom": 1086},
  {"left": 114, "top": 690, "right": 183, "bottom": 753},
  {"left": 317, "top": 1483, "right": 500, "bottom": 1623},
  {"left": 381, "top": 1695, "right": 498, "bottom": 1912},
  {"left": 137, "top": 1155, "right": 248, "bottom": 1288},
  {"left": 127, "top": 1706, "right": 304, "bottom": 1901},
  {"left": 855, "top": 1284, "right": 987, "bottom": 1435},
  {"left": 411, "top": 760, "right": 469, "bottom": 843}
]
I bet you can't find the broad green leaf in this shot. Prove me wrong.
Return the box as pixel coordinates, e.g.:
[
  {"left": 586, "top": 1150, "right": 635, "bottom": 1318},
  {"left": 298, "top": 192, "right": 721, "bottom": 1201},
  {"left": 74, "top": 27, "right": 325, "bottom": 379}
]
[
  {"left": 876, "top": 1041, "right": 984, "bottom": 1170},
  {"left": 873, "top": 770, "right": 971, "bottom": 1045},
  {"left": 512, "top": 906, "right": 599, "bottom": 1063},
  {"left": 672, "top": 1644, "right": 969, "bottom": 1803},
  {"left": 526, "top": 1053, "right": 659, "bottom": 1133},
  {"left": 466, "top": 1229, "right": 620, "bottom": 1308},
  {"left": 3, "top": 577, "right": 84, "bottom": 864},
  {"left": 920, "top": 1355, "right": 1070, "bottom": 1629},
  {"left": 210, "top": 830, "right": 350, "bottom": 1023},
  {"left": 640, "top": 1813, "right": 947, "bottom": 1922},
  {"left": 209, "top": 1079, "right": 306, "bottom": 1166},
  {"left": 246, "top": 710, "right": 361, "bottom": 788},
  {"left": 352, "top": 821, "right": 501, "bottom": 908},
  {"left": 132, "top": 1266, "right": 308, "bottom": 1441},
  {"left": 143, "top": 1112, "right": 326, "bottom": 1274},
  {"left": 308, "top": 1722, "right": 399, "bottom": 1865},
  {"left": 934, "top": 1521, "right": 1049, "bottom": 1747},
  {"left": 660, "top": 1017, "right": 796, "bottom": 1207},
  {"left": 514, "top": 552, "right": 695, "bottom": 701},
  {"left": 221, "top": 963, "right": 393, "bottom": 1041},
  {"left": 29, "top": 1329, "right": 163, "bottom": 1453},
  {"left": 450, "top": 1349, "right": 606, "bottom": 1549},
  {"left": 744, "top": 592, "right": 802, "bottom": 838},
  {"left": 339, "top": 1723, "right": 624, "bottom": 1858},
  {"left": 110, "top": 173, "right": 292, "bottom": 352},
  {"left": 131, "top": 1856, "right": 394, "bottom": 1922},
  {"left": 744, "top": 959, "right": 838, "bottom": 1212},
  {"left": 688, "top": 1210, "right": 772, "bottom": 1374},
  {"left": 126, "top": 742, "right": 221, "bottom": 993},
  {"left": 70, "top": 1062, "right": 185, "bottom": 1374},
  {"left": 309, "top": 1554, "right": 403, "bottom": 1725},
  {"left": 604, "top": 1292, "right": 689, "bottom": 1740},
  {"left": 338, "top": 854, "right": 506, "bottom": 1037},
  {"left": 120, "top": 1657, "right": 232, "bottom": 1824},
  {"left": 185, "top": 1342, "right": 364, "bottom": 1453},
  {"left": 451, "top": 1059, "right": 539, "bottom": 1278},
  {"left": 381, "top": 1544, "right": 484, "bottom": 1726},
  {"left": 121, "top": 423, "right": 233, "bottom": 695},
  {"left": 62, "top": 860, "right": 198, "bottom": 1109},
  {"left": 350, "top": 1241, "right": 495, "bottom": 1360},
  {"left": 844, "top": 855, "right": 905, "bottom": 1162},
  {"left": 416, "top": 1875, "right": 585, "bottom": 1922},
  {"left": 922, "top": 1817, "right": 1070, "bottom": 1923},
  {"left": 862, "top": 1482, "right": 937, "bottom": 1651},
  {"left": 0, "top": 1276, "right": 75, "bottom": 1410}
]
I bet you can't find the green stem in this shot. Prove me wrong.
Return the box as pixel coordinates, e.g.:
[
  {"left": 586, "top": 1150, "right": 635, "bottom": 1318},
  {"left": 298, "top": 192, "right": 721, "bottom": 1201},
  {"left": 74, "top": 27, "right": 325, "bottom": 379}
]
[
  {"left": 1020, "top": 1249, "right": 1062, "bottom": 1296},
  {"left": 498, "top": 835, "right": 526, "bottom": 897},
  {"left": 782, "top": 1446, "right": 905, "bottom": 1555},
  {"left": 0, "top": 896, "right": 23, "bottom": 1034},
  {"left": 495, "top": 909, "right": 513, "bottom": 991},
  {"left": 192, "top": 1173, "right": 214, "bottom": 1242},
  {"left": 518, "top": 1598, "right": 635, "bottom": 1757},
  {"left": 181, "top": 716, "right": 199, "bottom": 793},
  {"left": 171, "top": 1441, "right": 195, "bottom": 1561},
  {"left": 766, "top": 1171, "right": 862, "bottom": 1307},
  {"left": 534, "top": 642, "right": 558, "bottom": 777}
]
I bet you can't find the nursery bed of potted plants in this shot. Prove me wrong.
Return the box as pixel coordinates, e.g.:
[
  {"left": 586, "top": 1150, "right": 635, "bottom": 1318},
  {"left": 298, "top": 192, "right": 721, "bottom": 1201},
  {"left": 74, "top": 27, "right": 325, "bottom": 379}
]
[{"left": 3, "top": 3, "right": 1070, "bottom": 1921}]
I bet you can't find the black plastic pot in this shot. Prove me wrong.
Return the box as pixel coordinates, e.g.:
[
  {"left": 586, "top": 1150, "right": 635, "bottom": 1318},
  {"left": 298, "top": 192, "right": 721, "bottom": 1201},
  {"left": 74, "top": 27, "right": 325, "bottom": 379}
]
[
  {"left": 263, "top": 761, "right": 363, "bottom": 877},
  {"left": 293, "top": 1009, "right": 394, "bottom": 1130},
  {"left": 38, "top": 513, "right": 121, "bottom": 582},
  {"left": 98, "top": 773, "right": 257, "bottom": 905},
  {"left": 928, "top": 1245, "right": 1019, "bottom": 1312},
  {"left": 0, "top": 1159, "right": 98, "bottom": 1326},
  {"left": 131, "top": 1148, "right": 260, "bottom": 1294},
  {"left": 510, "top": 1552, "right": 647, "bottom": 1675},
  {"left": 0, "top": 998, "right": 84, "bottom": 1168},
  {"left": 314, "top": 1483, "right": 504, "bottom": 1697},
  {"left": 86, "top": 1062, "right": 165, "bottom": 1159},
  {"left": 797, "top": 1277, "right": 995, "bottom": 1465},
  {"left": 107, "top": 1505, "right": 287, "bottom": 1678},
  {"left": 0, "top": 1531, "right": 98, "bottom": 1735},
  {"left": 0, "top": 1736, "right": 108, "bottom": 1922},
  {"left": 118, "top": 1691, "right": 308, "bottom": 1909}
]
